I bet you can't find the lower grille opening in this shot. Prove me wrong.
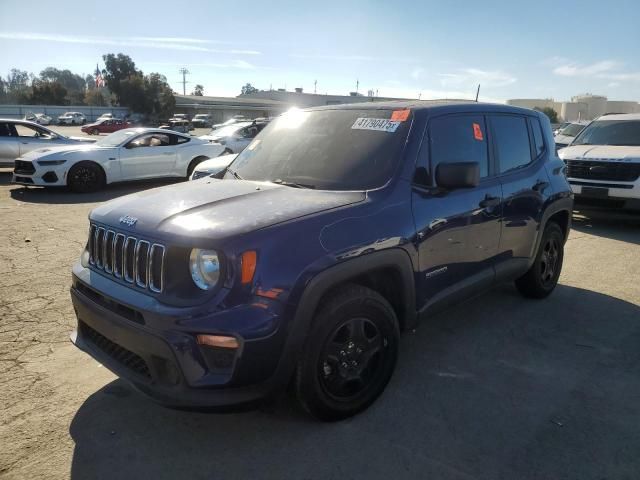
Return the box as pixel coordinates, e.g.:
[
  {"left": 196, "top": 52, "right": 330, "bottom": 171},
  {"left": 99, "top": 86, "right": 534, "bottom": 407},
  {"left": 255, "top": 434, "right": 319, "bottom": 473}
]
[
  {"left": 79, "top": 321, "right": 151, "bottom": 379},
  {"left": 76, "top": 283, "right": 144, "bottom": 325}
]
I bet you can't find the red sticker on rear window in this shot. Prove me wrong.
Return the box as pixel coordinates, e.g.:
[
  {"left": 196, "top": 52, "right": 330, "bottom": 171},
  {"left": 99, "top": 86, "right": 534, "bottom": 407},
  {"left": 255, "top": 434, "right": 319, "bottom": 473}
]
[
  {"left": 391, "top": 109, "right": 410, "bottom": 122},
  {"left": 473, "top": 123, "right": 484, "bottom": 141}
]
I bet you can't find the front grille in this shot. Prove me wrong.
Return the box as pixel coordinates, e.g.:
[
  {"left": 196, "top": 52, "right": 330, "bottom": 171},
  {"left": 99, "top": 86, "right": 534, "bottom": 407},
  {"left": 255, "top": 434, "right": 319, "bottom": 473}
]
[
  {"left": 566, "top": 159, "right": 640, "bottom": 182},
  {"left": 88, "top": 224, "right": 165, "bottom": 292},
  {"left": 14, "top": 160, "right": 35, "bottom": 175},
  {"left": 79, "top": 321, "right": 151, "bottom": 379}
]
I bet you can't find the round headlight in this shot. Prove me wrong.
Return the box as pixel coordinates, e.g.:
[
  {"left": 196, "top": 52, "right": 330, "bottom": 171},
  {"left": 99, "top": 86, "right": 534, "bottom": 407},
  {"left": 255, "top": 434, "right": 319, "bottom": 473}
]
[{"left": 189, "top": 249, "right": 220, "bottom": 290}]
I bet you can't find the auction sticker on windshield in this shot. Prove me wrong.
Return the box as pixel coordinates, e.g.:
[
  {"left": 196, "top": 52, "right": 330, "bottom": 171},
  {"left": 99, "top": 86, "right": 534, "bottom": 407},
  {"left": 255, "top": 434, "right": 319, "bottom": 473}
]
[{"left": 351, "top": 118, "right": 401, "bottom": 133}]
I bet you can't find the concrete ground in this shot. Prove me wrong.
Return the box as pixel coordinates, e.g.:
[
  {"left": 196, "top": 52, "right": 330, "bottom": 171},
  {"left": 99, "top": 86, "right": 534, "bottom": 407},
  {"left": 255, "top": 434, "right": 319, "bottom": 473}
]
[{"left": 0, "top": 171, "right": 639, "bottom": 480}]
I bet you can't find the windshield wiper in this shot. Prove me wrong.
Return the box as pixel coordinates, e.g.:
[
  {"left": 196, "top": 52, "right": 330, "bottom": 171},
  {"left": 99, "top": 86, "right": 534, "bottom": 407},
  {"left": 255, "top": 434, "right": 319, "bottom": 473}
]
[
  {"left": 272, "top": 179, "right": 316, "bottom": 189},
  {"left": 227, "top": 168, "right": 243, "bottom": 180}
]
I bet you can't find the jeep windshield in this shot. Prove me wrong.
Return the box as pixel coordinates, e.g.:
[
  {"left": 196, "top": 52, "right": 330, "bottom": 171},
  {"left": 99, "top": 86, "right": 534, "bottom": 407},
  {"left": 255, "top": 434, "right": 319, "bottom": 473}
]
[
  {"left": 572, "top": 120, "right": 640, "bottom": 146},
  {"left": 227, "top": 108, "right": 411, "bottom": 190}
]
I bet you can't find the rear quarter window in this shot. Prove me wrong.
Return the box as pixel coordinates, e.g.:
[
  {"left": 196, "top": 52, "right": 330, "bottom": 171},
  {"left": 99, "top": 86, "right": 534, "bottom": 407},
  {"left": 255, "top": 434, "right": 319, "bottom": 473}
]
[{"left": 530, "top": 117, "right": 545, "bottom": 157}]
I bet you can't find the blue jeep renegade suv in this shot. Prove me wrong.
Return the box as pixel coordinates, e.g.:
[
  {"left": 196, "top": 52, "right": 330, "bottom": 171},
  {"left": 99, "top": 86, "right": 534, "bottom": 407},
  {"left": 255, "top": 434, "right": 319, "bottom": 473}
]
[{"left": 70, "top": 102, "right": 573, "bottom": 420}]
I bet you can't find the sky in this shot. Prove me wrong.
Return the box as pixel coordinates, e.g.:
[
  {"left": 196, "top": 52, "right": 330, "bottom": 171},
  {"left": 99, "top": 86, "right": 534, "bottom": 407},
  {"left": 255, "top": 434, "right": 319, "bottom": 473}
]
[{"left": 1, "top": 0, "right": 639, "bottom": 102}]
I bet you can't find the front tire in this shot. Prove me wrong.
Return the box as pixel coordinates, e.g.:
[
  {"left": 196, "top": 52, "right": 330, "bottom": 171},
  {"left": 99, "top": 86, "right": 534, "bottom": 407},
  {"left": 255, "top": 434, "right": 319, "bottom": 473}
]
[
  {"left": 67, "top": 161, "right": 105, "bottom": 193},
  {"left": 294, "top": 284, "right": 399, "bottom": 421},
  {"left": 91, "top": 128, "right": 99, "bottom": 135},
  {"left": 515, "top": 222, "right": 564, "bottom": 298}
]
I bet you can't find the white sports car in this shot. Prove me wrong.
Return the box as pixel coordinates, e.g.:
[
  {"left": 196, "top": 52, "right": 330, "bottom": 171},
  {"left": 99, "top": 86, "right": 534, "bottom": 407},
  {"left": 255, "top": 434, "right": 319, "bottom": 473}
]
[{"left": 12, "top": 128, "right": 226, "bottom": 192}]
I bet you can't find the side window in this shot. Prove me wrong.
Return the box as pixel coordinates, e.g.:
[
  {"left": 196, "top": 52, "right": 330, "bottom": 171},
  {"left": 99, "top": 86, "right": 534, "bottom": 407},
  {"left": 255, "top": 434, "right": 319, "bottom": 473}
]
[
  {"left": 15, "top": 124, "right": 45, "bottom": 137},
  {"left": 530, "top": 117, "right": 545, "bottom": 157},
  {"left": 491, "top": 115, "right": 533, "bottom": 174},
  {"left": 429, "top": 114, "right": 489, "bottom": 179},
  {"left": 129, "top": 133, "right": 170, "bottom": 148},
  {"left": 0, "top": 123, "right": 13, "bottom": 137},
  {"left": 171, "top": 134, "right": 190, "bottom": 145}
]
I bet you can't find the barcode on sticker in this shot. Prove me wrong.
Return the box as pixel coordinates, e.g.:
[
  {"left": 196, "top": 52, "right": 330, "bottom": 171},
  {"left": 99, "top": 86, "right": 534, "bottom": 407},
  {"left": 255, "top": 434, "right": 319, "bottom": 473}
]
[{"left": 351, "top": 118, "right": 401, "bottom": 132}]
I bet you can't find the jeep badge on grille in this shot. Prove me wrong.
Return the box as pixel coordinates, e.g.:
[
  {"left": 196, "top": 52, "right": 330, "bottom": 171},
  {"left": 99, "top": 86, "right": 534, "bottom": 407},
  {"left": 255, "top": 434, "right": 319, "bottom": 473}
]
[{"left": 119, "top": 215, "right": 138, "bottom": 227}]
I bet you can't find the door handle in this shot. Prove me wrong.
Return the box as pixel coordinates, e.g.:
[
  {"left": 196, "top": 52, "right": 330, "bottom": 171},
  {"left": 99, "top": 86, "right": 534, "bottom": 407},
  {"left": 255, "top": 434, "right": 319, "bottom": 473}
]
[
  {"left": 479, "top": 195, "right": 501, "bottom": 209},
  {"left": 428, "top": 218, "right": 448, "bottom": 230},
  {"left": 533, "top": 180, "right": 549, "bottom": 192}
]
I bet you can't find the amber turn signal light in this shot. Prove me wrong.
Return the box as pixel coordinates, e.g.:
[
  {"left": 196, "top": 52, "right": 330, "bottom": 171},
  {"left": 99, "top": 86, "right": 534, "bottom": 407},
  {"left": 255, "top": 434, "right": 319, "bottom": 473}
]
[
  {"left": 196, "top": 334, "right": 239, "bottom": 349},
  {"left": 241, "top": 250, "right": 257, "bottom": 284}
]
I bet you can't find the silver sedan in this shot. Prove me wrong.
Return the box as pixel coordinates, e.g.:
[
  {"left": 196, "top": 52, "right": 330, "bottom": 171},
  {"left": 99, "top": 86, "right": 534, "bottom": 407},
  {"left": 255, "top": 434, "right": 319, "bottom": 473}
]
[{"left": 0, "top": 119, "right": 94, "bottom": 167}]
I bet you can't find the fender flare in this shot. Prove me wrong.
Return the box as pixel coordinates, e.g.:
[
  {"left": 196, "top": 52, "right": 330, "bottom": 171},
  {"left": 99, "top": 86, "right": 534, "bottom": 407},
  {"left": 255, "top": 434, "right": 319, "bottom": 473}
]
[
  {"left": 530, "top": 195, "right": 573, "bottom": 264},
  {"left": 269, "top": 248, "right": 417, "bottom": 389}
]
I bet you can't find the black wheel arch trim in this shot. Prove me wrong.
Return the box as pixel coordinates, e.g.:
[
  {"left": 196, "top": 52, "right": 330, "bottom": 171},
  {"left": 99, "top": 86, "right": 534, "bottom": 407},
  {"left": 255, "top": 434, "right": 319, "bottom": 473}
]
[
  {"left": 530, "top": 195, "right": 573, "bottom": 268},
  {"left": 269, "top": 249, "right": 416, "bottom": 391}
]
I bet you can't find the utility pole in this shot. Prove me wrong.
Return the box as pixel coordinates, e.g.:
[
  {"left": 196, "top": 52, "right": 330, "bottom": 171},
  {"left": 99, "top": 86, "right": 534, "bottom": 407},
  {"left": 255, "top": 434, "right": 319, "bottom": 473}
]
[
  {"left": 314, "top": 80, "right": 317, "bottom": 94},
  {"left": 356, "top": 79, "right": 359, "bottom": 95},
  {"left": 179, "top": 67, "right": 190, "bottom": 95}
]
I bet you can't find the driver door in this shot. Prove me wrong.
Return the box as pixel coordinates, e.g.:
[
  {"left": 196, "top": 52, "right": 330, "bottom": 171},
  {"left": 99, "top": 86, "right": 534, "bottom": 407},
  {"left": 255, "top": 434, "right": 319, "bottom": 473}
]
[{"left": 119, "top": 133, "right": 177, "bottom": 180}]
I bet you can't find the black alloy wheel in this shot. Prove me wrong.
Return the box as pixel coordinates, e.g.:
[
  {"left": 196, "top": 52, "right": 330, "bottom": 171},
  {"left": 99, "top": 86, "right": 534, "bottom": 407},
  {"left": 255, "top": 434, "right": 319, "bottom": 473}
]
[
  {"left": 295, "top": 284, "right": 399, "bottom": 421},
  {"left": 319, "top": 317, "right": 389, "bottom": 401},
  {"left": 68, "top": 162, "right": 105, "bottom": 193}
]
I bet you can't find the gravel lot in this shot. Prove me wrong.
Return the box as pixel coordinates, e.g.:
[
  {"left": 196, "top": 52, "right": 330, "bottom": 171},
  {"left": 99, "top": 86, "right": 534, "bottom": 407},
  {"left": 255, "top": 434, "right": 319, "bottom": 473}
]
[{"left": 0, "top": 167, "right": 639, "bottom": 479}]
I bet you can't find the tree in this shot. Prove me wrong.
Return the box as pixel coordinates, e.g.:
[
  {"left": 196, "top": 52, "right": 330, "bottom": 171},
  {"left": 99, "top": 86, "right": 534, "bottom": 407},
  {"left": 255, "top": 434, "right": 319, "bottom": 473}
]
[
  {"left": 241, "top": 83, "right": 258, "bottom": 95},
  {"left": 535, "top": 106, "right": 559, "bottom": 124},
  {"left": 102, "top": 53, "right": 141, "bottom": 104},
  {"left": 84, "top": 89, "right": 108, "bottom": 106},
  {"left": 28, "top": 80, "right": 68, "bottom": 105},
  {"left": 5, "top": 69, "right": 31, "bottom": 103},
  {"left": 191, "top": 84, "right": 204, "bottom": 96}
]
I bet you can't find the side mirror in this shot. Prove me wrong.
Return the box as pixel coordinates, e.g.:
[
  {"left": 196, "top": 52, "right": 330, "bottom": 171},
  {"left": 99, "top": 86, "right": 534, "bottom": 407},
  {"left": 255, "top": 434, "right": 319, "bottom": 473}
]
[
  {"left": 436, "top": 162, "right": 480, "bottom": 189},
  {"left": 125, "top": 142, "right": 139, "bottom": 149}
]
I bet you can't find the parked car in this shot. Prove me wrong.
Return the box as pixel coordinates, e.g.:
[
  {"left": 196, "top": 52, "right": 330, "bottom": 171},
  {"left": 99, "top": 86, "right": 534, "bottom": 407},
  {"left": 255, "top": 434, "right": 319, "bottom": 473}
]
[
  {"left": 96, "top": 113, "right": 115, "bottom": 122},
  {"left": 559, "top": 113, "right": 640, "bottom": 209},
  {"left": 0, "top": 119, "right": 94, "bottom": 167},
  {"left": 554, "top": 121, "right": 589, "bottom": 149},
  {"left": 190, "top": 153, "right": 237, "bottom": 180},
  {"left": 169, "top": 114, "right": 190, "bottom": 122},
  {"left": 159, "top": 119, "right": 193, "bottom": 133},
  {"left": 191, "top": 114, "right": 213, "bottom": 128},
  {"left": 553, "top": 122, "right": 571, "bottom": 136},
  {"left": 24, "top": 112, "right": 52, "bottom": 125},
  {"left": 68, "top": 103, "right": 573, "bottom": 420},
  {"left": 81, "top": 118, "right": 131, "bottom": 135},
  {"left": 12, "top": 128, "right": 226, "bottom": 192},
  {"left": 57, "top": 112, "right": 86, "bottom": 125},
  {"left": 209, "top": 116, "right": 247, "bottom": 131},
  {"left": 199, "top": 120, "right": 269, "bottom": 153}
]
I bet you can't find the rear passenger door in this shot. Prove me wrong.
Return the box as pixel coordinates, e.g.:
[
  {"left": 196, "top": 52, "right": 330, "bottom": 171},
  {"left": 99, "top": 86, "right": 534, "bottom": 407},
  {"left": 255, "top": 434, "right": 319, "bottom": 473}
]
[
  {"left": 412, "top": 113, "right": 503, "bottom": 307},
  {"left": 490, "top": 114, "right": 550, "bottom": 276}
]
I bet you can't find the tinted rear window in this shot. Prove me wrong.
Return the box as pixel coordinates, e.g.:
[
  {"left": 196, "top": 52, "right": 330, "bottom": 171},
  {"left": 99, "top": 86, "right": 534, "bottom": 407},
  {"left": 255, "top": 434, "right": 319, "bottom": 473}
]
[
  {"left": 230, "top": 109, "right": 411, "bottom": 190},
  {"left": 491, "top": 115, "right": 532, "bottom": 173},
  {"left": 573, "top": 120, "right": 640, "bottom": 146}
]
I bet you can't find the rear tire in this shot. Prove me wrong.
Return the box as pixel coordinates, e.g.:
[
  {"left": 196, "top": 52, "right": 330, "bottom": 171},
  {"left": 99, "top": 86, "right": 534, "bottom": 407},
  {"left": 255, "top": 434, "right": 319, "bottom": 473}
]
[
  {"left": 294, "top": 284, "right": 399, "bottom": 421},
  {"left": 515, "top": 222, "right": 564, "bottom": 299},
  {"left": 67, "top": 161, "right": 105, "bottom": 193}
]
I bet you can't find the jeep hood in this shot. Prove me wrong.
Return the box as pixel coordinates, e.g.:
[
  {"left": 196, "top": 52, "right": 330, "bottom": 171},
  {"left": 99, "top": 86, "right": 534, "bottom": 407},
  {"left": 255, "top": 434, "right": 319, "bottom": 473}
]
[
  {"left": 559, "top": 145, "right": 640, "bottom": 161},
  {"left": 90, "top": 179, "right": 366, "bottom": 240}
]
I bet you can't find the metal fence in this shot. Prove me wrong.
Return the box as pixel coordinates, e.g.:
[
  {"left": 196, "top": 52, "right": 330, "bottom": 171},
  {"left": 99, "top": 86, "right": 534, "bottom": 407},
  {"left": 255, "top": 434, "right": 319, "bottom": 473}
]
[{"left": 0, "top": 105, "right": 130, "bottom": 122}]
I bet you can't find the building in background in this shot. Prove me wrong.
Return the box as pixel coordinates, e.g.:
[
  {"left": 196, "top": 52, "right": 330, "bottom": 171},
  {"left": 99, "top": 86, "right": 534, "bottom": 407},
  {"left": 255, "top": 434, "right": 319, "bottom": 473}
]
[
  {"left": 174, "top": 88, "right": 414, "bottom": 122},
  {"left": 507, "top": 94, "right": 640, "bottom": 122}
]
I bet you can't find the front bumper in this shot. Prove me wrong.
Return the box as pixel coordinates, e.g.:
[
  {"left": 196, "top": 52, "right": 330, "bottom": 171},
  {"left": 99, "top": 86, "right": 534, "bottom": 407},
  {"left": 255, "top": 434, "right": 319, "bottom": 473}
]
[
  {"left": 70, "top": 263, "right": 294, "bottom": 408},
  {"left": 12, "top": 161, "right": 68, "bottom": 187},
  {"left": 569, "top": 177, "right": 640, "bottom": 207}
]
